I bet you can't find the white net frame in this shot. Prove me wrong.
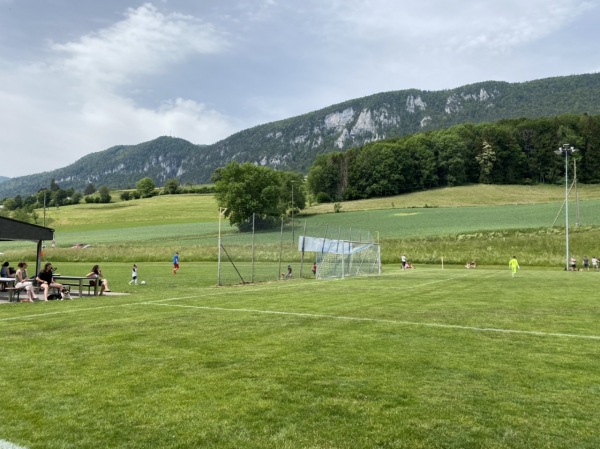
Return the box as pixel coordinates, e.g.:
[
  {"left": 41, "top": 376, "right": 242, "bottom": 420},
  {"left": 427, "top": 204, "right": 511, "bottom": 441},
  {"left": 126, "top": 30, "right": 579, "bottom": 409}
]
[{"left": 315, "top": 239, "right": 381, "bottom": 279}]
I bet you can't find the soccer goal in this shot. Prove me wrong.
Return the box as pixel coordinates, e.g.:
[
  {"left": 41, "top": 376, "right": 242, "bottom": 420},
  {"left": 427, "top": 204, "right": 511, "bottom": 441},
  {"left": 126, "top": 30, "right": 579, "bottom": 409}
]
[{"left": 315, "top": 239, "right": 381, "bottom": 279}]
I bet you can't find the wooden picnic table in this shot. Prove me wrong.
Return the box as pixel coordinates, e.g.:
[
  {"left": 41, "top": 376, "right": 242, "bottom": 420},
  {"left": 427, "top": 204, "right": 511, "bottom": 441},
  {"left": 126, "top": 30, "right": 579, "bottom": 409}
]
[
  {"left": 53, "top": 275, "right": 99, "bottom": 297},
  {"left": 1, "top": 276, "right": 19, "bottom": 302}
]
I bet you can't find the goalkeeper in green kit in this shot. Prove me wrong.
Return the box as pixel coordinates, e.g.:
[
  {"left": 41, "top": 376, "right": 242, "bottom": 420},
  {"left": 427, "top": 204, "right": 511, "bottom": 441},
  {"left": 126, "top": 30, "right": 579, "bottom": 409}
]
[{"left": 509, "top": 256, "right": 520, "bottom": 277}]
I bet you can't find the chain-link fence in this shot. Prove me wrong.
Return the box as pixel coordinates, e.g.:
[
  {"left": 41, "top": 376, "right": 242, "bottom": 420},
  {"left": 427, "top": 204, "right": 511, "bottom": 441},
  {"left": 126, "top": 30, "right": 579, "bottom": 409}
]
[{"left": 217, "top": 214, "right": 379, "bottom": 286}]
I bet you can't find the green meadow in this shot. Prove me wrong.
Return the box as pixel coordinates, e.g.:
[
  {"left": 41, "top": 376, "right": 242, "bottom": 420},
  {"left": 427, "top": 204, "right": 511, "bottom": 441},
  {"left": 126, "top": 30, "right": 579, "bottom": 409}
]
[
  {"left": 1, "top": 185, "right": 600, "bottom": 448},
  {"left": 2, "top": 184, "right": 600, "bottom": 267}
]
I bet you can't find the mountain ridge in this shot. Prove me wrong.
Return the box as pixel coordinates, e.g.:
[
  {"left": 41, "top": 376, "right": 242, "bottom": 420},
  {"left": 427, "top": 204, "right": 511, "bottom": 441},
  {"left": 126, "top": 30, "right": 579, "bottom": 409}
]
[{"left": 2, "top": 72, "right": 600, "bottom": 198}]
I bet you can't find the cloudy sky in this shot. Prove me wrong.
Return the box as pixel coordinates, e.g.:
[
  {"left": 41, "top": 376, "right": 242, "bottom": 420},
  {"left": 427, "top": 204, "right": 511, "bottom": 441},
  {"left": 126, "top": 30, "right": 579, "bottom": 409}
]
[{"left": 1, "top": 0, "right": 599, "bottom": 178}]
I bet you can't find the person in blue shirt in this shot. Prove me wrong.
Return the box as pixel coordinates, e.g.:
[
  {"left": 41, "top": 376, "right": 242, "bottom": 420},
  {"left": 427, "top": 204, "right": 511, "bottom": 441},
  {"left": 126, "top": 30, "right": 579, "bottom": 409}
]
[{"left": 173, "top": 252, "right": 180, "bottom": 275}]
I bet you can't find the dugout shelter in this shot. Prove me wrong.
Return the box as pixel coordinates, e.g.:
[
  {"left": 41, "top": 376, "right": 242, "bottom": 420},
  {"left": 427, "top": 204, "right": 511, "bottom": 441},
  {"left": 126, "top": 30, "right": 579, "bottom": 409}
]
[{"left": 0, "top": 216, "right": 54, "bottom": 276}]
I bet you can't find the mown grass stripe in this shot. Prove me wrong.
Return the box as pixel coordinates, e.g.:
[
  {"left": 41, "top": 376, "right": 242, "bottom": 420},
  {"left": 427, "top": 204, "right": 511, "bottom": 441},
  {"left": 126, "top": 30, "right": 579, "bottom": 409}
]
[{"left": 141, "top": 302, "right": 600, "bottom": 341}]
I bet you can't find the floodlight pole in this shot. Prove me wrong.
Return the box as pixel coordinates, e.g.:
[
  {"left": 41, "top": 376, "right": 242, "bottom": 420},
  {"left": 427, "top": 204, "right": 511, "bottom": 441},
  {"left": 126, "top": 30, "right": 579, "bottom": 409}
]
[{"left": 555, "top": 144, "right": 577, "bottom": 271}]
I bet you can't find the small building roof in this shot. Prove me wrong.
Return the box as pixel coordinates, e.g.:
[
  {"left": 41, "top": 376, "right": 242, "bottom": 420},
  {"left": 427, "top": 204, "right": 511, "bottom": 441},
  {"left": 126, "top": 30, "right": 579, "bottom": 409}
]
[{"left": 0, "top": 216, "right": 54, "bottom": 241}]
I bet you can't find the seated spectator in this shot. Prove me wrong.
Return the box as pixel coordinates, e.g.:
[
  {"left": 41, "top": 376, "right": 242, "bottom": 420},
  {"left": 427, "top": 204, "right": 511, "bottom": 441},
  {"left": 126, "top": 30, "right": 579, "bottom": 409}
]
[
  {"left": 1, "top": 261, "right": 13, "bottom": 291},
  {"left": 465, "top": 260, "right": 477, "bottom": 269},
  {"left": 286, "top": 265, "right": 292, "bottom": 279},
  {"left": 86, "top": 264, "right": 110, "bottom": 295},
  {"left": 1, "top": 261, "right": 10, "bottom": 277},
  {"left": 35, "top": 262, "right": 65, "bottom": 301},
  {"left": 15, "top": 261, "right": 36, "bottom": 302}
]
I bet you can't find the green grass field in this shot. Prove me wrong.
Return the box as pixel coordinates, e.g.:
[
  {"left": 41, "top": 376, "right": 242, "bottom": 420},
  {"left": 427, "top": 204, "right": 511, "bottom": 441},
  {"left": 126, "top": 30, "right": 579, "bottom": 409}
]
[
  {"left": 2, "top": 185, "right": 600, "bottom": 448},
  {"left": 1, "top": 263, "right": 600, "bottom": 448}
]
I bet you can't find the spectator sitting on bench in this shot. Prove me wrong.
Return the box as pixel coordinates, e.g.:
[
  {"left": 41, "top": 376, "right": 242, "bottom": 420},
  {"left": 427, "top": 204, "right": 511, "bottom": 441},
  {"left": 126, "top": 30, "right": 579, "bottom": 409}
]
[
  {"left": 36, "top": 262, "right": 64, "bottom": 301},
  {"left": 86, "top": 264, "right": 110, "bottom": 295},
  {"left": 1, "top": 261, "right": 14, "bottom": 291},
  {"left": 15, "top": 261, "right": 36, "bottom": 302}
]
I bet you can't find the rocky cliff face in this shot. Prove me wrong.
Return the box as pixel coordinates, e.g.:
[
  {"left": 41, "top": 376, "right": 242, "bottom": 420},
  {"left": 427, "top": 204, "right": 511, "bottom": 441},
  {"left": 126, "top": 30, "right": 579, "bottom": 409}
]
[
  {"left": 3, "top": 73, "right": 600, "bottom": 197},
  {"left": 214, "top": 84, "right": 506, "bottom": 175}
]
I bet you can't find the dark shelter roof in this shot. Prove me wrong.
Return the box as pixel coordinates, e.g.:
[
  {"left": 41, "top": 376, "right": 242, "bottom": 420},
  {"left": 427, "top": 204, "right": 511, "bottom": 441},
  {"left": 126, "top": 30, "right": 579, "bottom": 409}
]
[
  {"left": 0, "top": 217, "right": 54, "bottom": 277},
  {"left": 0, "top": 216, "right": 54, "bottom": 241}
]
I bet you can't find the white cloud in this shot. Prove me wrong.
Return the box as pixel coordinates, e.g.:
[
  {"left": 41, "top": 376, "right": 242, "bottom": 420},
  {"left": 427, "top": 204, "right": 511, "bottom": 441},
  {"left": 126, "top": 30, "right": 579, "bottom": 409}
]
[
  {"left": 1, "top": 0, "right": 599, "bottom": 179},
  {"left": 311, "top": 0, "right": 595, "bottom": 53},
  {"left": 50, "top": 3, "right": 227, "bottom": 90},
  {"left": 0, "top": 3, "right": 234, "bottom": 176}
]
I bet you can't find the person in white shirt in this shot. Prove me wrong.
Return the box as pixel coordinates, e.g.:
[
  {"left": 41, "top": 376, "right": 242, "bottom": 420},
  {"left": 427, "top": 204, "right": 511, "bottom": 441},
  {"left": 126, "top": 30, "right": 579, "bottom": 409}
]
[
  {"left": 129, "top": 264, "right": 138, "bottom": 285},
  {"left": 15, "top": 261, "right": 36, "bottom": 302}
]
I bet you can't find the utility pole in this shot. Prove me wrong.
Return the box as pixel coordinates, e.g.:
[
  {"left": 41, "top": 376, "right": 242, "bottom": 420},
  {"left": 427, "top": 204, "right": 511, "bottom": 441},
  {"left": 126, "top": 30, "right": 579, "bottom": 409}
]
[
  {"left": 574, "top": 158, "right": 580, "bottom": 227},
  {"left": 291, "top": 181, "right": 295, "bottom": 243}
]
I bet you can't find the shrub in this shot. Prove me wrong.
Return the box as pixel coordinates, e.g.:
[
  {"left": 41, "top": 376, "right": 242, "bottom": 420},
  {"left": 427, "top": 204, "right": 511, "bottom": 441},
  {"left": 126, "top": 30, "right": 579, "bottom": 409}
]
[{"left": 316, "top": 192, "right": 331, "bottom": 203}]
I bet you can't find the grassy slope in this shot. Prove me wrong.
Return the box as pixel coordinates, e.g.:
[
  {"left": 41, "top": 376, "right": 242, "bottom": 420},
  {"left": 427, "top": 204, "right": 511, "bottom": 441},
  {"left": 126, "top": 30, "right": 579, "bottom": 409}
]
[
  {"left": 45, "top": 193, "right": 219, "bottom": 231},
  {"left": 303, "top": 184, "right": 600, "bottom": 212}
]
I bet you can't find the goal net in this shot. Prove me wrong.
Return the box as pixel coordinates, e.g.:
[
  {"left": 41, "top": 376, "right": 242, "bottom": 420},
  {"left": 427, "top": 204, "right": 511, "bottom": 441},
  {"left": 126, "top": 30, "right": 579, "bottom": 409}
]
[{"left": 302, "top": 237, "right": 381, "bottom": 279}]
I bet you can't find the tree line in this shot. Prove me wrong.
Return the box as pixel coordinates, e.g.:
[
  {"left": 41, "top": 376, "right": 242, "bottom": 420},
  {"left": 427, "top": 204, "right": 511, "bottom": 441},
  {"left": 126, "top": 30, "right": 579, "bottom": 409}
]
[
  {"left": 306, "top": 113, "right": 600, "bottom": 201},
  {"left": 0, "top": 176, "right": 215, "bottom": 225}
]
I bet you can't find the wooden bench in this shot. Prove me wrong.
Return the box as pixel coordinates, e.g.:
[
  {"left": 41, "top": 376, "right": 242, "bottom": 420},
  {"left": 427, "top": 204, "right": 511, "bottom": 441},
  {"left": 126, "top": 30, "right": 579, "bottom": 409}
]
[
  {"left": 5, "top": 286, "right": 25, "bottom": 302},
  {"left": 2, "top": 281, "right": 71, "bottom": 302},
  {"left": 6, "top": 284, "right": 49, "bottom": 302},
  {"left": 53, "top": 275, "right": 98, "bottom": 297},
  {"left": 59, "top": 281, "right": 93, "bottom": 296}
]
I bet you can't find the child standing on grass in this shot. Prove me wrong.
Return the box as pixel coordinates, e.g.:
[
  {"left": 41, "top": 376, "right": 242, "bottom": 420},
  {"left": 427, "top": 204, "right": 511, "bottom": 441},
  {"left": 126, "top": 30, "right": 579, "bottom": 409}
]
[
  {"left": 173, "top": 252, "right": 180, "bottom": 275},
  {"left": 129, "top": 264, "right": 138, "bottom": 285},
  {"left": 509, "top": 256, "right": 520, "bottom": 278}
]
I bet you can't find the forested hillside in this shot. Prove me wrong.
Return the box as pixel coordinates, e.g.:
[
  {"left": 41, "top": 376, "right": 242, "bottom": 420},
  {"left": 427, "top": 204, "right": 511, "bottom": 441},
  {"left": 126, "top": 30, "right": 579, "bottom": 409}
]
[
  {"left": 2, "top": 73, "right": 600, "bottom": 198},
  {"left": 307, "top": 114, "right": 600, "bottom": 201}
]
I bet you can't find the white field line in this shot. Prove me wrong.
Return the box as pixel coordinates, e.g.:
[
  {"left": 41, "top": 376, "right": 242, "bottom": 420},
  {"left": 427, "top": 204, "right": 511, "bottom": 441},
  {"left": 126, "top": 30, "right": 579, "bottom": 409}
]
[
  {"left": 141, "top": 302, "right": 600, "bottom": 341},
  {"left": 0, "top": 281, "right": 315, "bottom": 322},
  {"left": 2, "top": 271, "right": 595, "bottom": 340},
  {"left": 0, "top": 440, "right": 28, "bottom": 449}
]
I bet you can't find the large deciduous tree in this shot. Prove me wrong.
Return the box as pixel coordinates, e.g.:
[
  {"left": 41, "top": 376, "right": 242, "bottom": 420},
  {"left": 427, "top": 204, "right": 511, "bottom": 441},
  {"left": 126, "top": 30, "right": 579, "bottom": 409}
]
[
  {"left": 164, "top": 178, "right": 180, "bottom": 194},
  {"left": 212, "top": 162, "right": 305, "bottom": 229},
  {"left": 136, "top": 177, "right": 156, "bottom": 198},
  {"left": 84, "top": 183, "right": 97, "bottom": 196},
  {"left": 98, "top": 186, "right": 112, "bottom": 203}
]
